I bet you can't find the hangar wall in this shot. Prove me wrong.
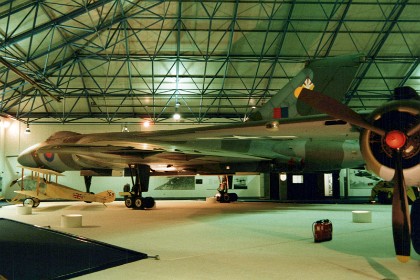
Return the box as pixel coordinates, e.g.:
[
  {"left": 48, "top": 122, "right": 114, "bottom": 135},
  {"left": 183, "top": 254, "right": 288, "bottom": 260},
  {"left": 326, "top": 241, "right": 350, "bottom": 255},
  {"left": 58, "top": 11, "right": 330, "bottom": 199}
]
[{"left": 339, "top": 169, "right": 378, "bottom": 197}]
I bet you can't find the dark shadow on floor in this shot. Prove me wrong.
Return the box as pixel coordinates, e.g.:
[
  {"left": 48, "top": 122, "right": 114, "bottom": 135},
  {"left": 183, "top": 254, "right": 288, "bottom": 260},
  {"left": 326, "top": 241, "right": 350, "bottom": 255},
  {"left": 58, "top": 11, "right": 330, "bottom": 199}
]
[{"left": 0, "top": 218, "right": 148, "bottom": 279}]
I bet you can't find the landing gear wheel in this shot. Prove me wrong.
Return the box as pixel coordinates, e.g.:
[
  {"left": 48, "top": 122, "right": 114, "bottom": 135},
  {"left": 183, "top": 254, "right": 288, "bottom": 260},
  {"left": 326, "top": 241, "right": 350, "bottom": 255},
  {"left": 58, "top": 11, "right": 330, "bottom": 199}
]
[
  {"left": 23, "top": 198, "right": 35, "bottom": 208},
  {"left": 33, "top": 198, "right": 41, "bottom": 208},
  {"left": 229, "top": 193, "right": 238, "bottom": 202},
  {"left": 125, "top": 197, "right": 134, "bottom": 208},
  {"left": 143, "top": 197, "right": 155, "bottom": 209},
  {"left": 217, "top": 193, "right": 230, "bottom": 203},
  {"left": 133, "top": 197, "right": 144, "bottom": 210}
]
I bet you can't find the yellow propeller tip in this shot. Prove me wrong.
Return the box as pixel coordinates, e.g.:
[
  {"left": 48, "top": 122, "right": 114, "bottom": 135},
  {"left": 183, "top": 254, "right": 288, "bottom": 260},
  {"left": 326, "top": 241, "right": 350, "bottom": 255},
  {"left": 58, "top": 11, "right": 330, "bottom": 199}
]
[
  {"left": 294, "top": 87, "right": 303, "bottom": 98},
  {"left": 396, "top": 255, "right": 410, "bottom": 263}
]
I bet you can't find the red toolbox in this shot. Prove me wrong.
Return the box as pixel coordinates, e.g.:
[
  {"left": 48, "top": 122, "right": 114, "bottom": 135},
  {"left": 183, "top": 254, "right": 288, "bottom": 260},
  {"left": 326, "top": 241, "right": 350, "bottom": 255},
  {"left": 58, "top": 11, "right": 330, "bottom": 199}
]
[{"left": 313, "top": 219, "right": 333, "bottom": 243}]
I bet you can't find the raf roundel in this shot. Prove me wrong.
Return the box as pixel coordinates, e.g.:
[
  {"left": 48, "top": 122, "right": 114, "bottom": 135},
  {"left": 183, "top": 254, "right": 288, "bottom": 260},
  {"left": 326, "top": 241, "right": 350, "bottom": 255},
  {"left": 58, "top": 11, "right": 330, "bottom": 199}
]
[{"left": 44, "top": 152, "right": 55, "bottom": 162}]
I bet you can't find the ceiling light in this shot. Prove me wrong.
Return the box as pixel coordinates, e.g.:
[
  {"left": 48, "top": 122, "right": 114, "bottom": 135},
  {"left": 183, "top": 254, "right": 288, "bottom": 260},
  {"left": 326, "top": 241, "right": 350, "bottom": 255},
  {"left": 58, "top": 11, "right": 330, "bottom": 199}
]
[
  {"left": 25, "top": 124, "right": 31, "bottom": 134},
  {"left": 143, "top": 121, "right": 151, "bottom": 128},
  {"left": 122, "top": 125, "right": 129, "bottom": 132},
  {"left": 173, "top": 112, "right": 181, "bottom": 121},
  {"left": 1, "top": 119, "right": 10, "bottom": 128}
]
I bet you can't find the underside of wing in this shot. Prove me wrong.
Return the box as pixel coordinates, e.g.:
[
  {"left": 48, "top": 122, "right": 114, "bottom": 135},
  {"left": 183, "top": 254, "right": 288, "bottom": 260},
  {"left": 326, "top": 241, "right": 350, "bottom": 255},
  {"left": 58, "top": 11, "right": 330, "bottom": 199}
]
[{"left": 14, "top": 190, "right": 49, "bottom": 200}]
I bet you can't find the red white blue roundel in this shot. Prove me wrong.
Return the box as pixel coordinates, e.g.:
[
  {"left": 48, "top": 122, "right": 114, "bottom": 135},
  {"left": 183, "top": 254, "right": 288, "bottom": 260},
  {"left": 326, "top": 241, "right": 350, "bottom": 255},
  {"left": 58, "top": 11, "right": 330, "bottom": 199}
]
[{"left": 44, "top": 152, "right": 54, "bottom": 162}]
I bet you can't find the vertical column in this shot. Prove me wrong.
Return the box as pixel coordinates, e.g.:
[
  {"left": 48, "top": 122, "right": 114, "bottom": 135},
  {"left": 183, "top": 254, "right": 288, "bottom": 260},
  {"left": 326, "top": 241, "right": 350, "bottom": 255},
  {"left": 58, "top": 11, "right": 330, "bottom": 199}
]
[
  {"left": 279, "top": 173, "right": 288, "bottom": 201},
  {"left": 332, "top": 172, "right": 340, "bottom": 199},
  {"left": 344, "top": 168, "right": 350, "bottom": 199},
  {"left": 269, "top": 172, "right": 280, "bottom": 200},
  {"left": 260, "top": 173, "right": 270, "bottom": 199}
]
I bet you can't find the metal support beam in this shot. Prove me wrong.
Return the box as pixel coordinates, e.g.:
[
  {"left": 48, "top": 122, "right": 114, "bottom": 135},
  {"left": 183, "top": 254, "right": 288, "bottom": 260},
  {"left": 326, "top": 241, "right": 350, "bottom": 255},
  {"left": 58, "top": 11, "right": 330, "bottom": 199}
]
[{"left": 0, "top": 57, "right": 61, "bottom": 102}]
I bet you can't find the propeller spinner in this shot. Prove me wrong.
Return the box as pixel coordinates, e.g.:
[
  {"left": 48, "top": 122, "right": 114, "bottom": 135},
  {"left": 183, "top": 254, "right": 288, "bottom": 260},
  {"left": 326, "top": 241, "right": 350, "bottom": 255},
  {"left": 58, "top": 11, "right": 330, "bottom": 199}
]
[{"left": 385, "top": 130, "right": 406, "bottom": 150}]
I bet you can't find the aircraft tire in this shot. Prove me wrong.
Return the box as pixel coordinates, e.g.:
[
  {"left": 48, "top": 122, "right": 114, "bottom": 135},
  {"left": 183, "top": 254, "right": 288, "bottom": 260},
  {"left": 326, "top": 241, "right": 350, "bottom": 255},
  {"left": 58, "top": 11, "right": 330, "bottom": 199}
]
[
  {"left": 217, "top": 193, "right": 230, "bottom": 203},
  {"left": 143, "top": 197, "right": 155, "bottom": 209},
  {"left": 411, "top": 198, "right": 420, "bottom": 254},
  {"left": 229, "top": 193, "right": 238, "bottom": 202},
  {"left": 125, "top": 197, "right": 134, "bottom": 208},
  {"left": 23, "top": 198, "right": 35, "bottom": 208},
  {"left": 33, "top": 198, "right": 40, "bottom": 208},
  {"left": 133, "top": 197, "right": 144, "bottom": 210}
]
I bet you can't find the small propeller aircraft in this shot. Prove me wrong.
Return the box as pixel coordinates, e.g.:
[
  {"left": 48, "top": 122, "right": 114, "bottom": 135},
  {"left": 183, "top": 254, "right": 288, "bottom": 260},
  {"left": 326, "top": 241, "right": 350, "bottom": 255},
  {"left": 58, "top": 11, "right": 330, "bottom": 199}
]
[{"left": 10, "top": 167, "right": 115, "bottom": 207}]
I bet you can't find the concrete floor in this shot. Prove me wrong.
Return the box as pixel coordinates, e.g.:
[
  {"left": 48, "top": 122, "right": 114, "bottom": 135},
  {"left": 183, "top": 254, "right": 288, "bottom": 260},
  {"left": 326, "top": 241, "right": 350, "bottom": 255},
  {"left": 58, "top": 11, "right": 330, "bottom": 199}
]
[{"left": 1, "top": 200, "right": 419, "bottom": 279}]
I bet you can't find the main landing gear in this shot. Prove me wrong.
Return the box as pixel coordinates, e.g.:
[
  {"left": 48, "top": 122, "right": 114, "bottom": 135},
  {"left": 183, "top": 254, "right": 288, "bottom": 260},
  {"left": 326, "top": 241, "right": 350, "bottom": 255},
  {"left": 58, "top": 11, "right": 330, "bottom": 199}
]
[
  {"left": 23, "top": 197, "right": 40, "bottom": 208},
  {"left": 83, "top": 175, "right": 94, "bottom": 203},
  {"left": 124, "top": 195, "right": 155, "bottom": 210},
  {"left": 215, "top": 175, "right": 238, "bottom": 203},
  {"left": 120, "top": 164, "right": 155, "bottom": 210}
]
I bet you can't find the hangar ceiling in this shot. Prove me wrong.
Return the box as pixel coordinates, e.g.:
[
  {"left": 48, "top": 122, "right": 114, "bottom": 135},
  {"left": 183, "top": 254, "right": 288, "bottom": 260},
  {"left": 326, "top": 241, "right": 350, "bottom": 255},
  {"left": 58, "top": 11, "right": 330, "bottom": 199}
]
[{"left": 0, "top": 0, "right": 419, "bottom": 125}]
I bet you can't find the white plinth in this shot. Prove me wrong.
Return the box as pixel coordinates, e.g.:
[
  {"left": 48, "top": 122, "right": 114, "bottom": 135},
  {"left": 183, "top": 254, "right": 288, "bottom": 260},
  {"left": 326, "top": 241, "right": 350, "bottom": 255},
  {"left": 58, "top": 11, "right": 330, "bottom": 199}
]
[
  {"left": 61, "top": 214, "right": 83, "bottom": 228},
  {"left": 352, "top": 210, "right": 372, "bottom": 223},
  {"left": 206, "top": 197, "right": 217, "bottom": 203},
  {"left": 16, "top": 205, "right": 32, "bottom": 215}
]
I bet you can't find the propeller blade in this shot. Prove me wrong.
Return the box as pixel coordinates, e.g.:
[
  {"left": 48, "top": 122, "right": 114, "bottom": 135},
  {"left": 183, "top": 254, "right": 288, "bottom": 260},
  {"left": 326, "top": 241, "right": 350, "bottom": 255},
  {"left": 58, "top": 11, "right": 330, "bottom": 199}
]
[
  {"left": 407, "top": 122, "right": 420, "bottom": 137},
  {"left": 391, "top": 149, "right": 411, "bottom": 263},
  {"left": 9, "top": 178, "right": 19, "bottom": 188},
  {"left": 296, "top": 88, "right": 386, "bottom": 136}
]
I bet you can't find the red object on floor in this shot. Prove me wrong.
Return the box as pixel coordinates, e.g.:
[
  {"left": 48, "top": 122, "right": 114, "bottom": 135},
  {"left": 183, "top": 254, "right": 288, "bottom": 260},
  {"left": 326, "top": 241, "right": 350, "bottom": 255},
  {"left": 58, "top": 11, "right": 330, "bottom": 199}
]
[{"left": 313, "top": 219, "right": 333, "bottom": 243}]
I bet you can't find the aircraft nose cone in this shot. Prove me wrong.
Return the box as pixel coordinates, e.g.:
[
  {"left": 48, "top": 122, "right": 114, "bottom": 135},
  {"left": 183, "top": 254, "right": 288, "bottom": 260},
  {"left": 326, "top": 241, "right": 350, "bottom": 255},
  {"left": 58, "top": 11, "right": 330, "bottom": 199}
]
[{"left": 17, "top": 144, "right": 39, "bottom": 168}]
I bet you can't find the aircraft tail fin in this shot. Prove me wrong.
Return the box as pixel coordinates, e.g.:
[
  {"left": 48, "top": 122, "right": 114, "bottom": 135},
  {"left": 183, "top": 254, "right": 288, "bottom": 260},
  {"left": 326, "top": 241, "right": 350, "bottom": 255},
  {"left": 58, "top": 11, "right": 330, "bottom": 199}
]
[{"left": 248, "top": 54, "right": 364, "bottom": 121}]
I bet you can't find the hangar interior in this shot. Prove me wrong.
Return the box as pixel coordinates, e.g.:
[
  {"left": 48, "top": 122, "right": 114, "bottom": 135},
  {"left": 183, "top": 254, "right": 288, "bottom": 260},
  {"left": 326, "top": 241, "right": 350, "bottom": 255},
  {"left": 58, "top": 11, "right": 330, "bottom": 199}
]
[
  {"left": 0, "top": 2, "right": 420, "bottom": 279},
  {"left": 0, "top": 1, "right": 419, "bottom": 201}
]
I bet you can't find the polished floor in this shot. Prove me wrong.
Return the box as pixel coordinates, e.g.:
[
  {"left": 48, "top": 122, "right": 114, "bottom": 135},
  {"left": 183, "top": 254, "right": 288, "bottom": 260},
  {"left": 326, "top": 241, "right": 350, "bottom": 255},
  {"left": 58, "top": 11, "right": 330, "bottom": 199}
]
[{"left": 0, "top": 200, "right": 419, "bottom": 279}]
